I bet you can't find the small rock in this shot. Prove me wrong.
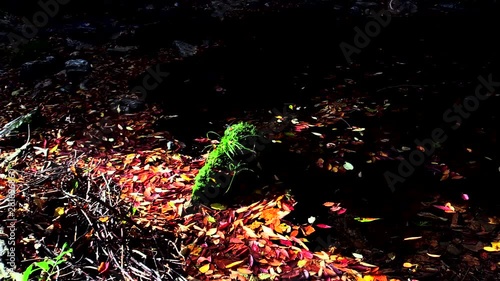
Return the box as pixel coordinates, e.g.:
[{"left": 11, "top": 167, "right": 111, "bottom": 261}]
[
  {"left": 446, "top": 244, "right": 461, "bottom": 256},
  {"left": 173, "top": 40, "right": 197, "bottom": 58},
  {"left": 107, "top": 46, "right": 138, "bottom": 55},
  {"left": 110, "top": 97, "right": 145, "bottom": 114},
  {"left": 20, "top": 56, "right": 58, "bottom": 80},
  {"left": 65, "top": 59, "right": 91, "bottom": 82}
]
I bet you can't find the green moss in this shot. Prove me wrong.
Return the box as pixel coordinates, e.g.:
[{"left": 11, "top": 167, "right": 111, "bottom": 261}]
[{"left": 191, "top": 122, "right": 260, "bottom": 202}]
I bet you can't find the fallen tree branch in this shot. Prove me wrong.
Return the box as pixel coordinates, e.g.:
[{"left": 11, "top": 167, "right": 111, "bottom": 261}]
[{"left": 0, "top": 126, "right": 31, "bottom": 169}]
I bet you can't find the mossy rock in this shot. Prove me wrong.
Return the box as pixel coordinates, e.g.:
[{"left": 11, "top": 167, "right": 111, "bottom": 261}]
[{"left": 191, "top": 122, "right": 262, "bottom": 203}]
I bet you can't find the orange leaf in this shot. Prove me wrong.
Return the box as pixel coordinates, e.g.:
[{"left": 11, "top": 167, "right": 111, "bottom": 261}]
[
  {"left": 323, "top": 202, "right": 336, "bottom": 207},
  {"left": 268, "top": 259, "right": 282, "bottom": 266},
  {"left": 302, "top": 225, "right": 315, "bottom": 236},
  {"left": 97, "top": 262, "right": 109, "bottom": 274}
]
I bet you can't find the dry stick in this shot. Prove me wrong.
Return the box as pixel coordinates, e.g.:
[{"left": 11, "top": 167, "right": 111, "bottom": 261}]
[
  {"left": 109, "top": 250, "right": 135, "bottom": 281},
  {"left": 0, "top": 125, "right": 31, "bottom": 169},
  {"left": 375, "top": 84, "right": 426, "bottom": 93},
  {"left": 71, "top": 169, "right": 148, "bottom": 234},
  {"left": 71, "top": 168, "right": 186, "bottom": 279}
]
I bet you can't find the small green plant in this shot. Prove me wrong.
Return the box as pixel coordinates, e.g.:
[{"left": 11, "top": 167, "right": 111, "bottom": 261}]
[
  {"left": 192, "top": 122, "right": 261, "bottom": 202},
  {"left": 22, "top": 242, "right": 73, "bottom": 281}
]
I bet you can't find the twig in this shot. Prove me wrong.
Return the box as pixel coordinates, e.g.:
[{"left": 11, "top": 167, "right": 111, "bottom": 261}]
[
  {"left": 0, "top": 125, "right": 31, "bottom": 169},
  {"left": 376, "top": 84, "right": 427, "bottom": 93}
]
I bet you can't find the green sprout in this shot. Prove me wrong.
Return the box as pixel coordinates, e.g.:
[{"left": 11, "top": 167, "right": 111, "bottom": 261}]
[{"left": 22, "top": 242, "right": 73, "bottom": 281}]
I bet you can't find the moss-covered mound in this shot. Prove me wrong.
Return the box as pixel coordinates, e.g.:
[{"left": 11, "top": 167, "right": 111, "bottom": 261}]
[{"left": 191, "top": 122, "right": 261, "bottom": 203}]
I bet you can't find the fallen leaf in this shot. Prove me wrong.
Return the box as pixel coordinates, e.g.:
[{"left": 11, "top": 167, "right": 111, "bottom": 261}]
[
  {"left": 403, "top": 236, "right": 422, "bottom": 241},
  {"left": 316, "top": 224, "right": 332, "bottom": 229},
  {"left": 354, "top": 217, "right": 381, "bottom": 222},
  {"left": 199, "top": 263, "right": 210, "bottom": 273},
  {"left": 225, "top": 260, "right": 245, "bottom": 269},
  {"left": 210, "top": 203, "right": 227, "bottom": 210},
  {"left": 54, "top": 207, "right": 65, "bottom": 217},
  {"left": 237, "top": 267, "right": 253, "bottom": 274},
  {"left": 343, "top": 162, "right": 354, "bottom": 170}
]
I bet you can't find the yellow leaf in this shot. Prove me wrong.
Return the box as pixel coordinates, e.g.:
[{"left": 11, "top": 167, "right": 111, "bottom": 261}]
[
  {"left": 237, "top": 267, "right": 253, "bottom": 274},
  {"left": 354, "top": 217, "right": 381, "bottom": 222},
  {"left": 206, "top": 228, "right": 217, "bottom": 236},
  {"left": 49, "top": 144, "right": 59, "bottom": 154},
  {"left": 258, "top": 273, "right": 271, "bottom": 280},
  {"left": 297, "top": 259, "right": 307, "bottom": 268},
  {"left": 242, "top": 225, "right": 259, "bottom": 238},
  {"left": 403, "top": 262, "right": 414, "bottom": 268},
  {"left": 54, "top": 207, "right": 65, "bottom": 217},
  {"left": 199, "top": 263, "right": 210, "bottom": 273},
  {"left": 210, "top": 203, "right": 227, "bottom": 210},
  {"left": 484, "top": 247, "right": 499, "bottom": 252},
  {"left": 225, "top": 260, "right": 244, "bottom": 268},
  {"left": 98, "top": 216, "right": 109, "bottom": 223},
  {"left": 484, "top": 242, "right": 500, "bottom": 252},
  {"left": 180, "top": 174, "right": 191, "bottom": 182}
]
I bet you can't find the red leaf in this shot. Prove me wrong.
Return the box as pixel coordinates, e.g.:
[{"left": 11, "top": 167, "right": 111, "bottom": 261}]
[
  {"left": 316, "top": 224, "right": 332, "bottom": 229},
  {"left": 280, "top": 239, "right": 292, "bottom": 247}
]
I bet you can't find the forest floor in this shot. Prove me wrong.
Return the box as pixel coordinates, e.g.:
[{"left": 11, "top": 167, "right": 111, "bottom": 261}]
[{"left": 1, "top": 6, "right": 500, "bottom": 281}]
